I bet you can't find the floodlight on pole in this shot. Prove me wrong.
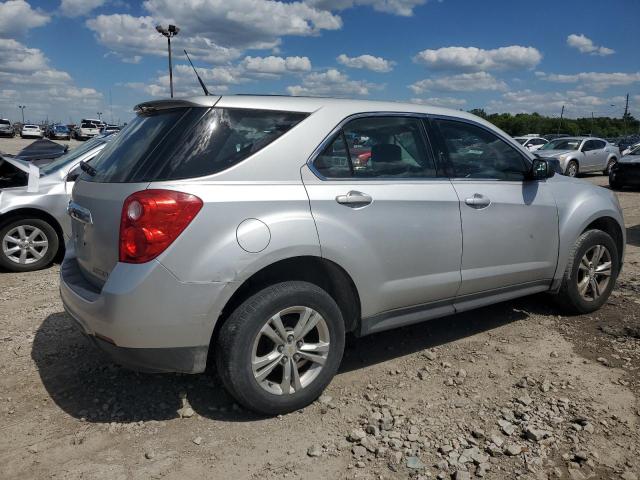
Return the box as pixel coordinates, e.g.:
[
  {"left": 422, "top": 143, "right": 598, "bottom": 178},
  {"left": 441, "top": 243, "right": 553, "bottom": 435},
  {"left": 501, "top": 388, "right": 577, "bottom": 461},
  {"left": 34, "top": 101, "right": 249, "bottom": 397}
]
[
  {"left": 97, "top": 111, "right": 102, "bottom": 121},
  {"left": 156, "top": 24, "right": 180, "bottom": 98},
  {"left": 18, "top": 105, "right": 26, "bottom": 123}
]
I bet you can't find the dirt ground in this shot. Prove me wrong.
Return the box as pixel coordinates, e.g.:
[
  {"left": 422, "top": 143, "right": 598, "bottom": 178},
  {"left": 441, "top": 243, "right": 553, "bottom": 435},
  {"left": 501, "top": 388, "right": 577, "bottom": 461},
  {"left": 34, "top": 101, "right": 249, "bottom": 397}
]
[{"left": 0, "top": 149, "right": 638, "bottom": 479}]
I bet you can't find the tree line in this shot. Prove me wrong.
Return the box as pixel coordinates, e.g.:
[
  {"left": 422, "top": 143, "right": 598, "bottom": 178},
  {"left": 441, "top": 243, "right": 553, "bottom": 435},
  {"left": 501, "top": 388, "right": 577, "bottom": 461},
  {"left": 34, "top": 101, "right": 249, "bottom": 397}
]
[{"left": 468, "top": 109, "right": 640, "bottom": 139}]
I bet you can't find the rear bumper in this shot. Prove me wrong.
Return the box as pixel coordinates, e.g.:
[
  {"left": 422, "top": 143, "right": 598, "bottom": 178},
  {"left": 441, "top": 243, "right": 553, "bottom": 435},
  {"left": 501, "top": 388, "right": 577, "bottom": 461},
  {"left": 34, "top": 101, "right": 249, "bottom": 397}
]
[{"left": 60, "top": 251, "right": 229, "bottom": 374}]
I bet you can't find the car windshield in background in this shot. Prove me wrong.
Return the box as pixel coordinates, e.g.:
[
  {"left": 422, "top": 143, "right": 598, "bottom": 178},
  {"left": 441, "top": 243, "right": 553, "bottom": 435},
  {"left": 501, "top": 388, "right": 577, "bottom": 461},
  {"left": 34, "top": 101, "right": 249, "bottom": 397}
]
[
  {"left": 541, "top": 139, "right": 581, "bottom": 151},
  {"left": 55, "top": 125, "right": 68, "bottom": 131},
  {"left": 81, "top": 122, "right": 98, "bottom": 128},
  {"left": 515, "top": 138, "right": 527, "bottom": 145},
  {"left": 85, "top": 107, "right": 308, "bottom": 183},
  {"left": 39, "top": 136, "right": 105, "bottom": 176},
  {"left": 0, "top": 120, "right": 10, "bottom": 125}
]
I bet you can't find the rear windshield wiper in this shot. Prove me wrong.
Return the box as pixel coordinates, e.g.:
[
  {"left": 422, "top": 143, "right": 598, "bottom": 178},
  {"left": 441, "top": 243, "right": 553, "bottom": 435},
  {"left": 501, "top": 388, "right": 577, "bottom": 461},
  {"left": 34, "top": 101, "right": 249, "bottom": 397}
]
[{"left": 80, "top": 160, "right": 96, "bottom": 177}]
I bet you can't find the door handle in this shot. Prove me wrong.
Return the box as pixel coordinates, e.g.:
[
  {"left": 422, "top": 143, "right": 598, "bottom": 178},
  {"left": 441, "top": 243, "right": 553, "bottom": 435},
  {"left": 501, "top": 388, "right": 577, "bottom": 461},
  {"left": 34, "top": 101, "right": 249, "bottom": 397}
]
[
  {"left": 336, "top": 191, "right": 372, "bottom": 208},
  {"left": 464, "top": 193, "right": 491, "bottom": 209}
]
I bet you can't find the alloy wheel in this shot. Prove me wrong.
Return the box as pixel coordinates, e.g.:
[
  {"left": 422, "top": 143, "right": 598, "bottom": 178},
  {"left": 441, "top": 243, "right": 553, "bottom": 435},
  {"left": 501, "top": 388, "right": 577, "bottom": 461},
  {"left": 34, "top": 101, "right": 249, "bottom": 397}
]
[
  {"left": 2, "top": 225, "right": 49, "bottom": 265},
  {"left": 251, "top": 306, "right": 330, "bottom": 395},
  {"left": 567, "top": 162, "right": 578, "bottom": 177},
  {"left": 577, "top": 244, "right": 612, "bottom": 301}
]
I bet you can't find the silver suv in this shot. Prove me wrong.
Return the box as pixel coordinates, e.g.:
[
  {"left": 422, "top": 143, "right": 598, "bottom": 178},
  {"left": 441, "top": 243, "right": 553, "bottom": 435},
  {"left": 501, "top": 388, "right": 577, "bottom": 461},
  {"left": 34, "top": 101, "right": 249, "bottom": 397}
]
[{"left": 60, "top": 96, "right": 625, "bottom": 415}]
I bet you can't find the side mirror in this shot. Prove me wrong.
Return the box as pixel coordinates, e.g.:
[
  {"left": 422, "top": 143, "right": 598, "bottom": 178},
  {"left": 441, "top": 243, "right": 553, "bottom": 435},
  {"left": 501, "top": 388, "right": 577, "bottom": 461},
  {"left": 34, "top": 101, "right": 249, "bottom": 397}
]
[
  {"left": 529, "top": 158, "right": 554, "bottom": 180},
  {"left": 66, "top": 167, "right": 80, "bottom": 182}
]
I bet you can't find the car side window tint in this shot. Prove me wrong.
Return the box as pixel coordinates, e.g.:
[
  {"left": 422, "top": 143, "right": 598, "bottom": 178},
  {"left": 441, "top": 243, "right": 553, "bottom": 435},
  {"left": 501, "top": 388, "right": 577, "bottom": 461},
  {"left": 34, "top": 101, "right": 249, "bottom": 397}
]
[
  {"left": 433, "top": 119, "right": 529, "bottom": 181},
  {"left": 314, "top": 134, "right": 352, "bottom": 178},
  {"left": 593, "top": 140, "right": 606, "bottom": 149},
  {"left": 342, "top": 117, "right": 436, "bottom": 178}
]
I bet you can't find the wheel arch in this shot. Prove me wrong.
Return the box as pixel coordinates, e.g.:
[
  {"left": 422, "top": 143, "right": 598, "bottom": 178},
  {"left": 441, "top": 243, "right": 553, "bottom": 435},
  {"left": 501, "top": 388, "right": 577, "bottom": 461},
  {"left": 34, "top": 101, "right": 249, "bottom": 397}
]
[
  {"left": 0, "top": 207, "right": 65, "bottom": 258},
  {"left": 210, "top": 255, "right": 362, "bottom": 353}
]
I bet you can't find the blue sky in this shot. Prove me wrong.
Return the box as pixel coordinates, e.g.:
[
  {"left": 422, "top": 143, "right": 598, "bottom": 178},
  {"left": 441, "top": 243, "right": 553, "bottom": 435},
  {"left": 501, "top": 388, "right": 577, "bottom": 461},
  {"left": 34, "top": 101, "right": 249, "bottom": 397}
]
[{"left": 1, "top": 0, "right": 639, "bottom": 124}]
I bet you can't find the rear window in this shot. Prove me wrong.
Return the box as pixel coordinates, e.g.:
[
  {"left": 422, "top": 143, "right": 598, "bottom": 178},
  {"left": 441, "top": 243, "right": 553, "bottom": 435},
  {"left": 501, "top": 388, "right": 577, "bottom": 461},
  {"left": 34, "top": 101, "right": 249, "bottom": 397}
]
[
  {"left": 81, "top": 122, "right": 98, "bottom": 128},
  {"left": 83, "top": 107, "right": 307, "bottom": 183},
  {"left": 0, "top": 120, "right": 10, "bottom": 125}
]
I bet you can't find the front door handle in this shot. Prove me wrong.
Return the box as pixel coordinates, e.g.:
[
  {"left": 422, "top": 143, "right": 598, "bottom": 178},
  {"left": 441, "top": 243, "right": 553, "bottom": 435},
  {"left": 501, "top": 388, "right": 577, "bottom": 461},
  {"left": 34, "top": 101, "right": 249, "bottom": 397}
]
[
  {"left": 464, "top": 193, "right": 491, "bottom": 209},
  {"left": 336, "top": 191, "right": 372, "bottom": 208}
]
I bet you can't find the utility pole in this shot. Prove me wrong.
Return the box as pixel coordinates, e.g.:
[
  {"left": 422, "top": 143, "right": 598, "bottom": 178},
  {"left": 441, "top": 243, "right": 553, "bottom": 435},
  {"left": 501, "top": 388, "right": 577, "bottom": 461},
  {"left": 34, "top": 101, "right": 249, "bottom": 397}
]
[
  {"left": 18, "top": 105, "right": 26, "bottom": 123},
  {"left": 591, "top": 112, "right": 594, "bottom": 136},
  {"left": 97, "top": 111, "right": 102, "bottom": 122},
  {"left": 623, "top": 93, "right": 629, "bottom": 135},
  {"left": 557, "top": 105, "right": 564, "bottom": 135}
]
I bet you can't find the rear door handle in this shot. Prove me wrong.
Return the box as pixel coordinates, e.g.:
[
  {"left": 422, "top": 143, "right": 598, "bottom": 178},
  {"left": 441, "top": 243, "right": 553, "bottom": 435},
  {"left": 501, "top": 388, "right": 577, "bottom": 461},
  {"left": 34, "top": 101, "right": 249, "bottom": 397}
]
[
  {"left": 336, "top": 191, "right": 373, "bottom": 208},
  {"left": 464, "top": 193, "right": 491, "bottom": 209}
]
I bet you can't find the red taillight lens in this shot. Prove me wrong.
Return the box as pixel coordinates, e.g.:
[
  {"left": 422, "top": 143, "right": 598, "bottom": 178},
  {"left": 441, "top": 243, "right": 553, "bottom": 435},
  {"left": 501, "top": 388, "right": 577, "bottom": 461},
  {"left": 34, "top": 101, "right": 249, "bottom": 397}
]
[{"left": 119, "top": 189, "right": 203, "bottom": 264}]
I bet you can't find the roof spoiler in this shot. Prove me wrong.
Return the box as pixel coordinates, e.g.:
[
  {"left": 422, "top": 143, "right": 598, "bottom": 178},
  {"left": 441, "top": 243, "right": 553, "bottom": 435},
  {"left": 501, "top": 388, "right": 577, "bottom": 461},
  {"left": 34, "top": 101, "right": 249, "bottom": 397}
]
[{"left": 134, "top": 96, "right": 220, "bottom": 113}]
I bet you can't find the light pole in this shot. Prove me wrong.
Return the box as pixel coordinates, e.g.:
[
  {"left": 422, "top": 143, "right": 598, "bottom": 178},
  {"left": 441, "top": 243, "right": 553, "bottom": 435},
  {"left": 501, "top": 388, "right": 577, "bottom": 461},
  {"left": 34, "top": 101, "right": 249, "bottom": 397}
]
[
  {"left": 156, "top": 24, "right": 180, "bottom": 98},
  {"left": 97, "top": 111, "right": 102, "bottom": 122},
  {"left": 18, "top": 105, "right": 26, "bottom": 123}
]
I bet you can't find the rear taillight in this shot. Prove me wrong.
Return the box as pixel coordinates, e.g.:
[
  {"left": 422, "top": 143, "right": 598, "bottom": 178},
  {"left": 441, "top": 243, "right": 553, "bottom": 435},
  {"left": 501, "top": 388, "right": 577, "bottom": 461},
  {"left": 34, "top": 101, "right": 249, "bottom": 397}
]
[{"left": 119, "top": 189, "right": 203, "bottom": 264}]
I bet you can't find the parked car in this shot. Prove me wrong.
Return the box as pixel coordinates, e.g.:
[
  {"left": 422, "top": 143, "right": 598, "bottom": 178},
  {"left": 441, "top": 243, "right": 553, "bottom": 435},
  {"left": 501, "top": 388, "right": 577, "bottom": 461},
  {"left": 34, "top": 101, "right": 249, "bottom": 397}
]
[
  {"left": 514, "top": 136, "right": 548, "bottom": 152},
  {"left": 60, "top": 95, "right": 625, "bottom": 415},
  {"left": 20, "top": 124, "right": 43, "bottom": 139},
  {"left": 0, "top": 119, "right": 14, "bottom": 137},
  {"left": 537, "top": 137, "right": 619, "bottom": 177},
  {"left": 73, "top": 121, "right": 101, "bottom": 140},
  {"left": 100, "top": 124, "right": 121, "bottom": 134},
  {"left": 0, "top": 134, "right": 114, "bottom": 271},
  {"left": 48, "top": 124, "right": 71, "bottom": 140},
  {"left": 609, "top": 144, "right": 640, "bottom": 190}
]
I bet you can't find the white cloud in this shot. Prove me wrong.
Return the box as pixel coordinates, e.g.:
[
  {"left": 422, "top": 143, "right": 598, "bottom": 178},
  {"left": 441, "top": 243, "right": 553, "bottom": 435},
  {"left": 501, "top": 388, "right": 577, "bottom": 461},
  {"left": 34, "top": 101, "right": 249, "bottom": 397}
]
[
  {"left": 86, "top": 0, "right": 342, "bottom": 64},
  {"left": 0, "top": 0, "right": 50, "bottom": 37},
  {"left": 486, "top": 89, "right": 619, "bottom": 117},
  {"left": 410, "top": 72, "right": 508, "bottom": 93},
  {"left": 308, "top": 0, "right": 426, "bottom": 16},
  {"left": 410, "top": 96, "right": 467, "bottom": 108},
  {"left": 414, "top": 45, "right": 542, "bottom": 71},
  {"left": 242, "top": 55, "right": 312, "bottom": 74},
  {"left": 0, "top": 37, "right": 106, "bottom": 123},
  {"left": 287, "top": 68, "right": 379, "bottom": 96},
  {"left": 539, "top": 71, "right": 640, "bottom": 91},
  {"left": 567, "top": 34, "right": 615, "bottom": 56},
  {"left": 60, "top": 0, "right": 107, "bottom": 17},
  {"left": 337, "top": 53, "right": 394, "bottom": 72}
]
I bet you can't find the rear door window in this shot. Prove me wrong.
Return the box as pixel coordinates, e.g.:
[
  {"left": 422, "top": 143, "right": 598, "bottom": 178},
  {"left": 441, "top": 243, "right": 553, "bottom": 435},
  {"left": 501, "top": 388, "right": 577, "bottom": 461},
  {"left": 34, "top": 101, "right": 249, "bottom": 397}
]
[{"left": 84, "top": 107, "right": 307, "bottom": 183}]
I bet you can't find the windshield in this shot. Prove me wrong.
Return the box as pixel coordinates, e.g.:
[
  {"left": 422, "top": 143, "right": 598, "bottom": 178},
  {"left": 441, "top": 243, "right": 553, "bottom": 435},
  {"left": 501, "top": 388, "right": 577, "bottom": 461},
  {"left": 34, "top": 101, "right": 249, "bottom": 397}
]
[
  {"left": 81, "top": 122, "right": 98, "bottom": 128},
  {"left": 540, "top": 139, "right": 581, "bottom": 151},
  {"left": 0, "top": 120, "right": 9, "bottom": 125},
  {"left": 55, "top": 125, "right": 68, "bottom": 131},
  {"left": 514, "top": 138, "right": 527, "bottom": 145},
  {"left": 39, "top": 136, "right": 106, "bottom": 176}
]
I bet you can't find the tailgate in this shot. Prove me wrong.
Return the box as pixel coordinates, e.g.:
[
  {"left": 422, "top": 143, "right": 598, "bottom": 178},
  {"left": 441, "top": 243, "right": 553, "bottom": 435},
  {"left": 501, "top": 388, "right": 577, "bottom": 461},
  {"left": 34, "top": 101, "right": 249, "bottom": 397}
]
[{"left": 70, "top": 179, "right": 148, "bottom": 288}]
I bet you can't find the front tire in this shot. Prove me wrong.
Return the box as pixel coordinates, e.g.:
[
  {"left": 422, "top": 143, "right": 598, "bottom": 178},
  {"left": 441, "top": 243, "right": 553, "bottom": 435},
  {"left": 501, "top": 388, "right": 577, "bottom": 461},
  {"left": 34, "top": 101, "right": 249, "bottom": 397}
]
[
  {"left": 215, "top": 281, "right": 345, "bottom": 415},
  {"left": 565, "top": 160, "right": 579, "bottom": 177},
  {"left": 555, "top": 229, "right": 619, "bottom": 314},
  {"left": 0, "top": 218, "right": 59, "bottom": 272}
]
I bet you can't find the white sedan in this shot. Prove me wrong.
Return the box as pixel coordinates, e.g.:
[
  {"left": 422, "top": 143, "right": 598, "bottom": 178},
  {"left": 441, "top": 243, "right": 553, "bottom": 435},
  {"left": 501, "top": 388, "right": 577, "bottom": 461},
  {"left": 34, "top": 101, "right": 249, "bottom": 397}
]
[
  {"left": 514, "top": 136, "right": 548, "bottom": 152},
  {"left": 20, "top": 124, "right": 44, "bottom": 139}
]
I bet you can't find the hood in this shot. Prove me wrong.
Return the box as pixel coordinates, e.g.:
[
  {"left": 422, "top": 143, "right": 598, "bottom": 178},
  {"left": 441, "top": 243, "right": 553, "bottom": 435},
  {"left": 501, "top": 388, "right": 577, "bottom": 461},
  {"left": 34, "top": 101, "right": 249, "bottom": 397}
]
[
  {"left": 537, "top": 149, "right": 574, "bottom": 158},
  {"left": 15, "top": 138, "right": 68, "bottom": 162},
  {"left": 620, "top": 154, "right": 640, "bottom": 164},
  {"left": 0, "top": 155, "right": 39, "bottom": 192}
]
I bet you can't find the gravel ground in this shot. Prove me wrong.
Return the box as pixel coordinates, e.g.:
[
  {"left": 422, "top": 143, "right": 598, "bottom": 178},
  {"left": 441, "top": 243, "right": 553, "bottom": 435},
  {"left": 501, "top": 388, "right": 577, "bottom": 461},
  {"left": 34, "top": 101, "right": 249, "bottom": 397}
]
[{"left": 0, "top": 143, "right": 638, "bottom": 479}]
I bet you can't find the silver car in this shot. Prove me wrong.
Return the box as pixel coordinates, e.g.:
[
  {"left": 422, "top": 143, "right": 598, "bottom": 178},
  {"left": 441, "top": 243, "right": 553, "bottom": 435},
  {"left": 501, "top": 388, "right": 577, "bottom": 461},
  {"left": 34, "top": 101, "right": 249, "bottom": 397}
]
[
  {"left": 537, "top": 136, "right": 620, "bottom": 177},
  {"left": 60, "top": 96, "right": 625, "bottom": 415},
  {"left": 0, "top": 135, "right": 113, "bottom": 271}
]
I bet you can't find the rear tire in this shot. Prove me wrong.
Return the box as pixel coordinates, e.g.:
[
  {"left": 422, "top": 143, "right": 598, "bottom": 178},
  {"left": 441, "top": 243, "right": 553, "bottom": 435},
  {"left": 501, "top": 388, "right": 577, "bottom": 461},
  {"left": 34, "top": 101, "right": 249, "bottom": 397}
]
[
  {"left": 0, "top": 218, "right": 59, "bottom": 272},
  {"left": 215, "top": 281, "right": 345, "bottom": 415},
  {"left": 565, "top": 160, "right": 579, "bottom": 177},
  {"left": 603, "top": 158, "right": 617, "bottom": 175},
  {"left": 554, "top": 229, "right": 619, "bottom": 314},
  {"left": 609, "top": 173, "right": 623, "bottom": 190}
]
